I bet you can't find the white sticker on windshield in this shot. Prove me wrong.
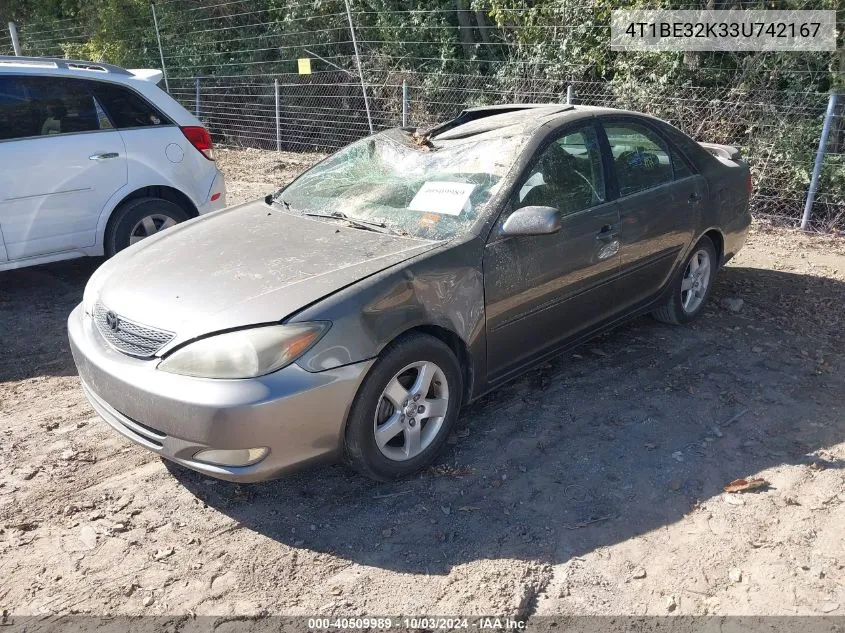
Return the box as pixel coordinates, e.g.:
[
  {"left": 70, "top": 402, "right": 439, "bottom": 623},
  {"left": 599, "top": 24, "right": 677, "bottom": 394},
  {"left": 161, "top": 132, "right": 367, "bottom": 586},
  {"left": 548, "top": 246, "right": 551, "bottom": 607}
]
[{"left": 408, "top": 181, "right": 475, "bottom": 216}]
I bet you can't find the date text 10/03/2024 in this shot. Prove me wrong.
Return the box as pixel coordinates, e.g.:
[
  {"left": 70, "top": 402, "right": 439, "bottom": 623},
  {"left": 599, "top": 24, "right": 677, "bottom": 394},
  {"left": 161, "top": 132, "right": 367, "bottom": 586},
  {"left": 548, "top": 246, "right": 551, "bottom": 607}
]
[{"left": 307, "top": 617, "right": 527, "bottom": 630}]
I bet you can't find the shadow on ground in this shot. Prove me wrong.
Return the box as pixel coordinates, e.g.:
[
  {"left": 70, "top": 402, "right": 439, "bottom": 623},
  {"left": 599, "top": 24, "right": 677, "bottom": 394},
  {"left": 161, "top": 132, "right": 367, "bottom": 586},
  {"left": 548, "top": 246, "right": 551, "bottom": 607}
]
[
  {"left": 0, "top": 258, "right": 102, "bottom": 382},
  {"left": 156, "top": 266, "right": 845, "bottom": 575}
]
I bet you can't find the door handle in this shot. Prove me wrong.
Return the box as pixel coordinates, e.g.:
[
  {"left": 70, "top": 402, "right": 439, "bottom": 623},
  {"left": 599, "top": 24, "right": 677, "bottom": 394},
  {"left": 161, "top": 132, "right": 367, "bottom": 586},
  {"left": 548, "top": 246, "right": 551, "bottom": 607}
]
[
  {"left": 688, "top": 192, "right": 703, "bottom": 204},
  {"left": 595, "top": 224, "right": 618, "bottom": 241},
  {"left": 89, "top": 152, "right": 119, "bottom": 161}
]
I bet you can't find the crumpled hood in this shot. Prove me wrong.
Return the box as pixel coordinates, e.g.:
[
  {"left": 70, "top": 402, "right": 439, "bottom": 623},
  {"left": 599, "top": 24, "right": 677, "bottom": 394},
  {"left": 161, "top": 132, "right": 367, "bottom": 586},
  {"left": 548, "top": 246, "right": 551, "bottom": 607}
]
[{"left": 89, "top": 200, "right": 437, "bottom": 350}]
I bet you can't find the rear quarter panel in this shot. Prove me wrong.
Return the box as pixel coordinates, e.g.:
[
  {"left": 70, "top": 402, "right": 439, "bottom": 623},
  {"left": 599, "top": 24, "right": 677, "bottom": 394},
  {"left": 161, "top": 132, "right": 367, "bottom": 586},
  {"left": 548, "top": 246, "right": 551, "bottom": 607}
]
[
  {"left": 656, "top": 120, "right": 751, "bottom": 263},
  {"left": 117, "top": 78, "right": 220, "bottom": 206},
  {"left": 119, "top": 126, "right": 218, "bottom": 205},
  {"left": 698, "top": 155, "right": 752, "bottom": 263}
]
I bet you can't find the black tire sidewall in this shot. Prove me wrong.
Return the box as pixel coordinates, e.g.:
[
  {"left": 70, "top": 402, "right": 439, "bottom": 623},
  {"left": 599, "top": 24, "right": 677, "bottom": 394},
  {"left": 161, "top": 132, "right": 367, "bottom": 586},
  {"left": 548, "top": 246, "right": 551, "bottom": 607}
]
[
  {"left": 670, "top": 236, "right": 717, "bottom": 324},
  {"left": 106, "top": 197, "right": 188, "bottom": 256},
  {"left": 344, "top": 334, "right": 463, "bottom": 480}
]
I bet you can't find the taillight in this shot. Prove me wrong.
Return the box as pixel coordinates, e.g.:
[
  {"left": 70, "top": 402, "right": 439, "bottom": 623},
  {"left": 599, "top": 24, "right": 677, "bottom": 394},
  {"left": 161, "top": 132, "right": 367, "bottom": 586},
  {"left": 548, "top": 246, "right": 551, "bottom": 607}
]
[
  {"left": 181, "top": 126, "right": 214, "bottom": 160},
  {"left": 747, "top": 171, "right": 753, "bottom": 193}
]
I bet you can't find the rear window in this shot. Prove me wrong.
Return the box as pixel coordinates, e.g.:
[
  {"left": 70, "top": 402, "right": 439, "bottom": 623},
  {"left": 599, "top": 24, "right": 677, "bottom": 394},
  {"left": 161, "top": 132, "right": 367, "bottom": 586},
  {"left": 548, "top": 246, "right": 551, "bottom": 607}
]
[
  {"left": 92, "top": 82, "right": 170, "bottom": 129},
  {"left": 0, "top": 75, "right": 108, "bottom": 140}
]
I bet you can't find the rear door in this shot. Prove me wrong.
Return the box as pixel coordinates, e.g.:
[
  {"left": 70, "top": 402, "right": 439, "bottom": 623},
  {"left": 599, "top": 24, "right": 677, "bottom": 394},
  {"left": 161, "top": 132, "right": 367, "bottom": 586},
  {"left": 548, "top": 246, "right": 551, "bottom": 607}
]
[
  {"left": 600, "top": 118, "right": 704, "bottom": 310},
  {"left": 483, "top": 122, "right": 620, "bottom": 380},
  {"left": 0, "top": 75, "right": 126, "bottom": 260}
]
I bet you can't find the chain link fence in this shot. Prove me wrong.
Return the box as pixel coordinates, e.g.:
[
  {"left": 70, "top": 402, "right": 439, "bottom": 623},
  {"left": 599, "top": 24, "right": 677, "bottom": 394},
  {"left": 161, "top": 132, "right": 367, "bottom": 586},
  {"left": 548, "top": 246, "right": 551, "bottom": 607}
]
[
  {"left": 3, "top": 2, "right": 844, "bottom": 230},
  {"left": 169, "top": 72, "right": 388, "bottom": 152},
  {"left": 0, "top": 26, "right": 14, "bottom": 55}
]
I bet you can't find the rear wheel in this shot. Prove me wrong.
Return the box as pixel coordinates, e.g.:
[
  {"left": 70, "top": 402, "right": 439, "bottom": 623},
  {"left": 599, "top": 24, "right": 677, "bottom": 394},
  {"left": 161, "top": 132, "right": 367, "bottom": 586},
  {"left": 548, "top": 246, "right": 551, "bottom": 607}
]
[
  {"left": 105, "top": 197, "right": 189, "bottom": 256},
  {"left": 344, "top": 333, "right": 463, "bottom": 480},
  {"left": 652, "top": 236, "right": 717, "bottom": 325}
]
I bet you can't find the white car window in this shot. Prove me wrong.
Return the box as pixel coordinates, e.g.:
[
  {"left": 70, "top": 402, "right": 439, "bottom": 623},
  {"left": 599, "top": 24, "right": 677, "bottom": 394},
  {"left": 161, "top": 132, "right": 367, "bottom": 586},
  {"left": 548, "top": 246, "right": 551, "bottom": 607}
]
[
  {"left": 0, "top": 76, "right": 107, "bottom": 140},
  {"left": 92, "top": 82, "right": 169, "bottom": 129}
]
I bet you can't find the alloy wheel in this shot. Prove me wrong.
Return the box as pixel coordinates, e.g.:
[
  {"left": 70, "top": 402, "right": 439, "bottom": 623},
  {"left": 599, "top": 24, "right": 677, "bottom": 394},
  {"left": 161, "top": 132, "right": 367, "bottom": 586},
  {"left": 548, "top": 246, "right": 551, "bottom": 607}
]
[
  {"left": 373, "top": 360, "right": 450, "bottom": 462},
  {"left": 128, "top": 214, "right": 178, "bottom": 245},
  {"left": 680, "top": 248, "right": 712, "bottom": 314}
]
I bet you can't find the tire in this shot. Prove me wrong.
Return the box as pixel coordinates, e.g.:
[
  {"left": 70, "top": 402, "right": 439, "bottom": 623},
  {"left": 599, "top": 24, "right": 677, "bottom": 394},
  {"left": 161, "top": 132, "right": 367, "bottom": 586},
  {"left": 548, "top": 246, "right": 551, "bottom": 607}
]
[
  {"left": 652, "top": 236, "right": 717, "bottom": 325},
  {"left": 105, "top": 197, "right": 189, "bottom": 256},
  {"left": 344, "top": 333, "right": 464, "bottom": 481}
]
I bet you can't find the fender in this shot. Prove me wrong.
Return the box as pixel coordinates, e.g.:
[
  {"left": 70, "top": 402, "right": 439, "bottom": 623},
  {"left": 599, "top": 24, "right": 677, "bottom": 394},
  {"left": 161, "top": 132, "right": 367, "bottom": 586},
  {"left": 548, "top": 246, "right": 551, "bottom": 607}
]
[
  {"left": 687, "top": 227, "right": 726, "bottom": 267},
  {"left": 292, "top": 238, "right": 487, "bottom": 400}
]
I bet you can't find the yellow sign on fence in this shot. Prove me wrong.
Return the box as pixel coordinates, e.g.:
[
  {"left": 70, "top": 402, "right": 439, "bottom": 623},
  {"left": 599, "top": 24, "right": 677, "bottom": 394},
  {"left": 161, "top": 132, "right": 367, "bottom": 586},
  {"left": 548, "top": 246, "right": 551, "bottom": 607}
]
[{"left": 297, "top": 58, "right": 312, "bottom": 75}]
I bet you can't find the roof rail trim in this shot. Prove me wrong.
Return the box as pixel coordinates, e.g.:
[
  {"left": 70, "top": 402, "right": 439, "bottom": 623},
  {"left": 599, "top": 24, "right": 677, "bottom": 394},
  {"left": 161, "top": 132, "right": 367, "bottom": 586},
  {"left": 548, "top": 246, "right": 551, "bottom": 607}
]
[{"left": 0, "top": 55, "right": 131, "bottom": 75}]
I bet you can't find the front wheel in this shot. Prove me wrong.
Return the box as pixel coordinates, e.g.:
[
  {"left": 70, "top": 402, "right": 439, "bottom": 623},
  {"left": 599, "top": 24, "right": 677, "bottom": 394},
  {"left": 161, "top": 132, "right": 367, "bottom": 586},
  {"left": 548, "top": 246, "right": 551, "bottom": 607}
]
[
  {"left": 344, "top": 333, "right": 463, "bottom": 480},
  {"left": 652, "top": 236, "right": 717, "bottom": 325}
]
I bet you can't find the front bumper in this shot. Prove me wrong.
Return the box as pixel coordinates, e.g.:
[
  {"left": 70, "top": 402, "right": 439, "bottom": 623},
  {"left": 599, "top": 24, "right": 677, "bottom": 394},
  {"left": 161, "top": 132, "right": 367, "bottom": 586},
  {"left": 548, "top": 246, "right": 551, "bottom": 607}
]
[{"left": 67, "top": 304, "right": 373, "bottom": 482}]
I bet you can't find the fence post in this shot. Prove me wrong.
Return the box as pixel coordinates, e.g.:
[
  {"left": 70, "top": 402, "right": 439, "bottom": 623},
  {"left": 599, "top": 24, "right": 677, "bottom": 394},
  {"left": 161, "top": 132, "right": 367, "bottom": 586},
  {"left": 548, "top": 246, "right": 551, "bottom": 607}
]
[
  {"left": 343, "top": 0, "right": 374, "bottom": 135},
  {"left": 274, "top": 78, "right": 281, "bottom": 153},
  {"left": 800, "top": 92, "right": 838, "bottom": 231},
  {"left": 566, "top": 85, "right": 574, "bottom": 105},
  {"left": 402, "top": 80, "right": 408, "bottom": 127},
  {"left": 194, "top": 77, "right": 200, "bottom": 118},
  {"left": 8, "top": 22, "right": 21, "bottom": 56},
  {"left": 150, "top": 3, "right": 170, "bottom": 93}
]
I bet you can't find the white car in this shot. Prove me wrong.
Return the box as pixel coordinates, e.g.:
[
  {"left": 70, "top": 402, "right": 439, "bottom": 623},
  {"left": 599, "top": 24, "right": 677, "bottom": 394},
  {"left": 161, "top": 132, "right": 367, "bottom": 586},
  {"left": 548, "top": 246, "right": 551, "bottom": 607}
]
[{"left": 0, "top": 56, "right": 226, "bottom": 271}]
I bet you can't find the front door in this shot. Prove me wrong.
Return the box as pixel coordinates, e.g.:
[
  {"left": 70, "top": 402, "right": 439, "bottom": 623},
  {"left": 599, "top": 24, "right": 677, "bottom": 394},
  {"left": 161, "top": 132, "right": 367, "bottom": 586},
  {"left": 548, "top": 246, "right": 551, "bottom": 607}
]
[
  {"left": 0, "top": 75, "right": 127, "bottom": 261},
  {"left": 483, "top": 122, "right": 621, "bottom": 381},
  {"left": 601, "top": 119, "right": 703, "bottom": 309}
]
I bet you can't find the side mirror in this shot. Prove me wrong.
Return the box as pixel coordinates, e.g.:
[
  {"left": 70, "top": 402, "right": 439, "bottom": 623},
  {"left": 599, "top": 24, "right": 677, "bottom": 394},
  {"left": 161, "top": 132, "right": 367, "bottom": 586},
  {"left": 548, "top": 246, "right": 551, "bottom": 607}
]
[{"left": 500, "top": 206, "right": 561, "bottom": 237}]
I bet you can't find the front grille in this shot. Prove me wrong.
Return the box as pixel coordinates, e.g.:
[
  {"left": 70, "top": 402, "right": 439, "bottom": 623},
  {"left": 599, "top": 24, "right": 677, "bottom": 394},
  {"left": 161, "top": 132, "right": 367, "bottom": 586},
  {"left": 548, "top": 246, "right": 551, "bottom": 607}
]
[{"left": 93, "top": 303, "right": 174, "bottom": 358}]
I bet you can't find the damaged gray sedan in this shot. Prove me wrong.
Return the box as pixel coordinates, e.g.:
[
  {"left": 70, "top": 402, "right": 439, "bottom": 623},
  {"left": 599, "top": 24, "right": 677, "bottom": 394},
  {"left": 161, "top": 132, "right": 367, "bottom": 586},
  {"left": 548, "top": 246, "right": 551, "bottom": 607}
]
[{"left": 68, "top": 104, "right": 751, "bottom": 482}]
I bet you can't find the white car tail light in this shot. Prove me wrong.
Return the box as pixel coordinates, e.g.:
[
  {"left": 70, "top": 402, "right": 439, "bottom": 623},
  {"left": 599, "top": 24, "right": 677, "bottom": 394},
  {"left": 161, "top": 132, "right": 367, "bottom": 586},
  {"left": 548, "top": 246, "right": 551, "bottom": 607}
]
[{"left": 181, "top": 126, "right": 214, "bottom": 160}]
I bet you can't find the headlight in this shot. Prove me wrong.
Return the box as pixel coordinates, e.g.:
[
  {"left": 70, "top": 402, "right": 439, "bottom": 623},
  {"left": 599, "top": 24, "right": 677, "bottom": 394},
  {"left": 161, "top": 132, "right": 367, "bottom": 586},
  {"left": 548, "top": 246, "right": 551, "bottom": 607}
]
[{"left": 157, "top": 323, "right": 328, "bottom": 379}]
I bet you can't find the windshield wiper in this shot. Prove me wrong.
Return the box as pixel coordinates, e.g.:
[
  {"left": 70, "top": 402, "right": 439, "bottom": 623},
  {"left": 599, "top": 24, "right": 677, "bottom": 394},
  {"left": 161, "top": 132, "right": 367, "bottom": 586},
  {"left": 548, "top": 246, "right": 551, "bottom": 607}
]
[
  {"left": 302, "top": 211, "right": 397, "bottom": 235},
  {"left": 269, "top": 195, "right": 404, "bottom": 236}
]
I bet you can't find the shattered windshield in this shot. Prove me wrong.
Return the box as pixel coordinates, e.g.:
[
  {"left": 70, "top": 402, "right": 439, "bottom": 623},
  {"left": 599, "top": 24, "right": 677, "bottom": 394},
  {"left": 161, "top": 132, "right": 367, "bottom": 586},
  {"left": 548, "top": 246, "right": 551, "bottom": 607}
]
[{"left": 275, "top": 131, "right": 526, "bottom": 240}]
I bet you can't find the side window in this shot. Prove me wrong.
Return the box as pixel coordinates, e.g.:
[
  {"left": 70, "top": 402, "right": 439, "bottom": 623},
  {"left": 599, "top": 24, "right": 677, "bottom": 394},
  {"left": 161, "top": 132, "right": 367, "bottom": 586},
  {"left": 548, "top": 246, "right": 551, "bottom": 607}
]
[
  {"left": 516, "top": 125, "right": 606, "bottom": 217},
  {"left": 21, "top": 76, "right": 104, "bottom": 136},
  {"left": 604, "top": 123, "right": 673, "bottom": 196},
  {"left": 0, "top": 76, "right": 32, "bottom": 140},
  {"left": 92, "top": 83, "right": 168, "bottom": 129},
  {"left": 0, "top": 76, "right": 107, "bottom": 140}
]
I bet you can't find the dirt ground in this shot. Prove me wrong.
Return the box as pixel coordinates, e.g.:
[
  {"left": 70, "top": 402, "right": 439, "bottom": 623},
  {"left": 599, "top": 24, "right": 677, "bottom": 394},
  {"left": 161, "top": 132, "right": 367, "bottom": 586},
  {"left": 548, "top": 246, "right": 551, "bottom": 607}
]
[{"left": 1, "top": 148, "right": 844, "bottom": 619}]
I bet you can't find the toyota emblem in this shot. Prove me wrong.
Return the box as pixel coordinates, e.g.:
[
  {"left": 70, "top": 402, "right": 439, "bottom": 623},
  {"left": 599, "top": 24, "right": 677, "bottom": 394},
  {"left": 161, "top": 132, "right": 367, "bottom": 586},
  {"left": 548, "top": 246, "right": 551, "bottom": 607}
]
[{"left": 105, "top": 311, "right": 120, "bottom": 332}]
